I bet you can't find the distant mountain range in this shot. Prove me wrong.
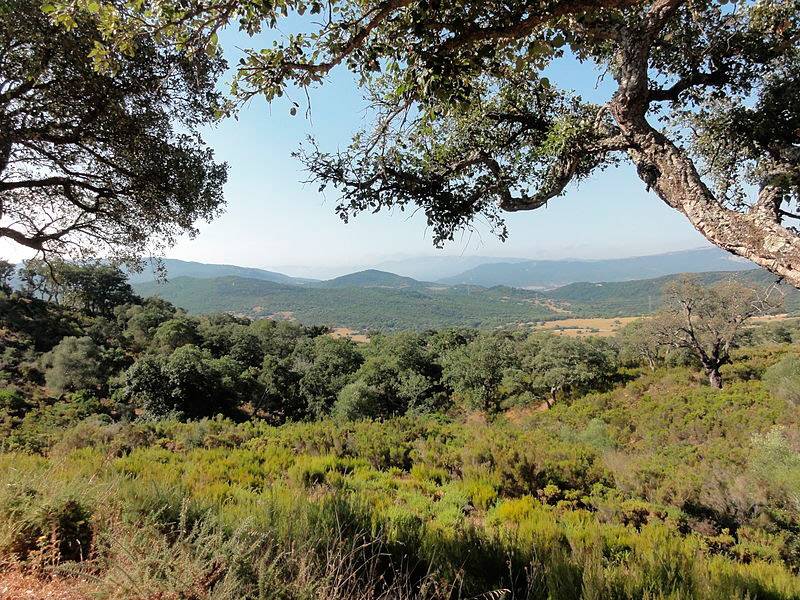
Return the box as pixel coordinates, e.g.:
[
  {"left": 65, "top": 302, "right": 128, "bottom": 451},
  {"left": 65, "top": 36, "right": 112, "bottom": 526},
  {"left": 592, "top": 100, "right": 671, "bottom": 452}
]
[
  {"left": 370, "top": 255, "right": 530, "bottom": 282},
  {"left": 136, "top": 248, "right": 754, "bottom": 291},
  {"left": 437, "top": 248, "right": 754, "bottom": 288},
  {"left": 126, "top": 259, "right": 317, "bottom": 286},
  {"left": 132, "top": 263, "right": 799, "bottom": 330}
]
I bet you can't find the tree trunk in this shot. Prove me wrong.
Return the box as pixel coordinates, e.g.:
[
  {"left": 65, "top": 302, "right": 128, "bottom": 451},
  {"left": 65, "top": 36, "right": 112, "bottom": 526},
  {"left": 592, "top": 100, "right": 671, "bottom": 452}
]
[
  {"left": 609, "top": 28, "right": 800, "bottom": 289},
  {"left": 548, "top": 387, "right": 557, "bottom": 408},
  {"left": 707, "top": 368, "right": 723, "bottom": 389},
  {"left": 619, "top": 123, "right": 800, "bottom": 288}
]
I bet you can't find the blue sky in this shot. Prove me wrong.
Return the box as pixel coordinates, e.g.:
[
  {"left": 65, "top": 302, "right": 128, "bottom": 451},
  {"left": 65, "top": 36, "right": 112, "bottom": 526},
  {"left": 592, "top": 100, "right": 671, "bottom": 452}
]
[{"left": 2, "top": 28, "right": 712, "bottom": 278}]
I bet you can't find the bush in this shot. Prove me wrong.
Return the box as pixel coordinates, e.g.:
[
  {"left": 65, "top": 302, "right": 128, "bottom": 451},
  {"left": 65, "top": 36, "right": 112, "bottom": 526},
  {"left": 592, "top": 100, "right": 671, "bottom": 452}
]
[
  {"left": 333, "top": 381, "right": 383, "bottom": 420},
  {"left": 124, "top": 345, "right": 243, "bottom": 419},
  {"left": 763, "top": 354, "right": 800, "bottom": 405},
  {"left": 42, "top": 336, "right": 103, "bottom": 395}
]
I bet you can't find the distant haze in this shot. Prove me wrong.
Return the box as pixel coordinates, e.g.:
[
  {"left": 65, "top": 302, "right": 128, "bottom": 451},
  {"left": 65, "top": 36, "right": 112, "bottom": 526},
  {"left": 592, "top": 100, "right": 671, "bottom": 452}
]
[{"left": 133, "top": 247, "right": 753, "bottom": 290}]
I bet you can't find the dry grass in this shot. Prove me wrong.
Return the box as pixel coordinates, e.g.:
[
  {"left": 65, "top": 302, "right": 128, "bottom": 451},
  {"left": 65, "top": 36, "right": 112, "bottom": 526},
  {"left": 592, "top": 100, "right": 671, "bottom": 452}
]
[
  {"left": 329, "top": 327, "right": 370, "bottom": 344},
  {"left": 534, "top": 317, "right": 641, "bottom": 337},
  {"left": 0, "top": 570, "right": 88, "bottom": 600}
]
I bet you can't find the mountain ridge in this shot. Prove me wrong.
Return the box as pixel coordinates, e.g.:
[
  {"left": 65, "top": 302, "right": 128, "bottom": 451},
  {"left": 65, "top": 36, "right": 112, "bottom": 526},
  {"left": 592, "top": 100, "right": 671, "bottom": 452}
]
[
  {"left": 132, "top": 266, "right": 799, "bottom": 331},
  {"left": 126, "top": 258, "right": 318, "bottom": 286},
  {"left": 438, "top": 247, "right": 754, "bottom": 288}
]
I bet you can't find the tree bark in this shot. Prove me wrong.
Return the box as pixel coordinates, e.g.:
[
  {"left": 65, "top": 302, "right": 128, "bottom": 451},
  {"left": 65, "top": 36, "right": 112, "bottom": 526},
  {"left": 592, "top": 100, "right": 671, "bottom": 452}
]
[
  {"left": 610, "top": 25, "right": 800, "bottom": 288},
  {"left": 619, "top": 123, "right": 800, "bottom": 288},
  {"left": 548, "top": 387, "right": 557, "bottom": 408},
  {"left": 706, "top": 368, "right": 723, "bottom": 389}
]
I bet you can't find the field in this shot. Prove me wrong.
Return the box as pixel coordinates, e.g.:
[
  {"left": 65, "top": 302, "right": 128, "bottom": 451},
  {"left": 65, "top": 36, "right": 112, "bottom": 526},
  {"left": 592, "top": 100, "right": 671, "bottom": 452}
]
[
  {"left": 534, "top": 316, "right": 642, "bottom": 337},
  {"left": 329, "top": 326, "right": 370, "bottom": 343}
]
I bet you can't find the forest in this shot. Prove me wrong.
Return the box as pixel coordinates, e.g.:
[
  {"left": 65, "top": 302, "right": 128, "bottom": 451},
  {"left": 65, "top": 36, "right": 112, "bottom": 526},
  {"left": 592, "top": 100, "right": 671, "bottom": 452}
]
[{"left": 2, "top": 261, "right": 800, "bottom": 598}]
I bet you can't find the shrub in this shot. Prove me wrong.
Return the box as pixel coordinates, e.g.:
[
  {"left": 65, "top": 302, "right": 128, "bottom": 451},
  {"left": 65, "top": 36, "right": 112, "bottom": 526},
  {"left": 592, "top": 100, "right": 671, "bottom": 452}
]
[
  {"left": 42, "top": 336, "right": 103, "bottom": 394},
  {"left": 763, "top": 354, "right": 800, "bottom": 406},
  {"left": 333, "top": 381, "right": 383, "bottom": 421}
]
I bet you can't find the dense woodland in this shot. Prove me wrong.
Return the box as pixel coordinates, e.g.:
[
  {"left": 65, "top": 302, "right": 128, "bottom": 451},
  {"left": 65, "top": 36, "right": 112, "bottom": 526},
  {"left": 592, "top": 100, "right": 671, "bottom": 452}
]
[{"left": 2, "top": 261, "right": 800, "bottom": 598}]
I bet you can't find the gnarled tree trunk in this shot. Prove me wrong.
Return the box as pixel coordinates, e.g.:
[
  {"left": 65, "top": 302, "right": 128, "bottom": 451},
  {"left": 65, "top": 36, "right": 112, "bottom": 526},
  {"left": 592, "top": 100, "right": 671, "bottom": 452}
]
[{"left": 610, "top": 18, "right": 800, "bottom": 288}]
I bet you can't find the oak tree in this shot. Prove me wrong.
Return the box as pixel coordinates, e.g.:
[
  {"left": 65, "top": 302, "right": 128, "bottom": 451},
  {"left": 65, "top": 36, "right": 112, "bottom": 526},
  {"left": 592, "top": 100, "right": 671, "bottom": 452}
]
[
  {"left": 0, "top": 0, "right": 227, "bottom": 264},
  {"left": 651, "top": 276, "right": 781, "bottom": 388},
  {"left": 56, "top": 0, "right": 800, "bottom": 286}
]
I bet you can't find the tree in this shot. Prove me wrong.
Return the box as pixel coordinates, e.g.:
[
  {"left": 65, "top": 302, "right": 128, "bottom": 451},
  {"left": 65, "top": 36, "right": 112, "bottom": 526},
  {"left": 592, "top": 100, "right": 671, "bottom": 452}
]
[
  {"left": 333, "top": 355, "right": 406, "bottom": 420},
  {"left": 529, "top": 336, "right": 616, "bottom": 407},
  {"left": 42, "top": 336, "right": 103, "bottom": 394},
  {"left": 60, "top": 262, "right": 136, "bottom": 316},
  {"left": 0, "top": 0, "right": 227, "bottom": 264},
  {"left": 228, "top": 330, "right": 265, "bottom": 368},
  {"left": 151, "top": 316, "right": 201, "bottom": 353},
  {"left": 441, "top": 334, "right": 515, "bottom": 413},
  {"left": 63, "top": 0, "right": 800, "bottom": 287},
  {"left": 617, "top": 319, "right": 663, "bottom": 371},
  {"left": 257, "top": 354, "right": 303, "bottom": 422},
  {"left": 334, "top": 380, "right": 385, "bottom": 421},
  {"left": 651, "top": 277, "right": 782, "bottom": 388},
  {"left": 17, "top": 259, "right": 136, "bottom": 316},
  {"left": 119, "top": 297, "right": 177, "bottom": 350},
  {"left": 19, "top": 259, "right": 65, "bottom": 303},
  {"left": 293, "top": 336, "right": 364, "bottom": 418},
  {"left": 504, "top": 334, "right": 616, "bottom": 407},
  {"left": 124, "top": 344, "right": 242, "bottom": 419}
]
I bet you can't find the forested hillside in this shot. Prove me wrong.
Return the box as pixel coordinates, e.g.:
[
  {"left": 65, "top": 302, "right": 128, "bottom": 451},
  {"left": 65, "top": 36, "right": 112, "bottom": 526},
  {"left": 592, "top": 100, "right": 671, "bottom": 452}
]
[
  {"left": 130, "top": 268, "right": 800, "bottom": 330},
  {"left": 552, "top": 270, "right": 800, "bottom": 317},
  {"left": 2, "top": 263, "right": 800, "bottom": 598},
  {"left": 133, "top": 275, "right": 563, "bottom": 329}
]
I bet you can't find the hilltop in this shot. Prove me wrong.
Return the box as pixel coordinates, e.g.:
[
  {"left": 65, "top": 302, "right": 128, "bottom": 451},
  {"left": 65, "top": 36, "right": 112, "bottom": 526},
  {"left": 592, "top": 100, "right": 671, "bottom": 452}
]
[
  {"left": 132, "top": 266, "right": 799, "bottom": 330},
  {"left": 316, "top": 269, "right": 425, "bottom": 289}
]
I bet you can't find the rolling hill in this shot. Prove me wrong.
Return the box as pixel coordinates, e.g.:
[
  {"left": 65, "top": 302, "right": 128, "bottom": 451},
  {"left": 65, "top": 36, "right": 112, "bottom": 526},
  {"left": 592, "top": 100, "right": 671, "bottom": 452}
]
[
  {"left": 133, "top": 276, "right": 562, "bottom": 330},
  {"left": 549, "top": 269, "right": 800, "bottom": 317},
  {"left": 128, "top": 250, "right": 799, "bottom": 330},
  {"left": 316, "top": 269, "right": 426, "bottom": 289},
  {"left": 439, "top": 247, "right": 754, "bottom": 288}
]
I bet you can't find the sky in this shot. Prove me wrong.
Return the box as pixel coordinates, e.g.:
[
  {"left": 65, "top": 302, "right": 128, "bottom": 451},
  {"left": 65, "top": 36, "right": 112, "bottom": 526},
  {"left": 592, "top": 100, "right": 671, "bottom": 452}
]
[{"left": 2, "top": 27, "right": 713, "bottom": 279}]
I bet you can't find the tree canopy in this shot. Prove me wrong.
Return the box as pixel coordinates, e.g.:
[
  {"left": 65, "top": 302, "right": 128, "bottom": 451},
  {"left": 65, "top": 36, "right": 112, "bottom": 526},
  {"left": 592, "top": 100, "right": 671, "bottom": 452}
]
[
  {"left": 54, "top": 0, "right": 800, "bottom": 286},
  {"left": 0, "top": 0, "right": 227, "bottom": 264}
]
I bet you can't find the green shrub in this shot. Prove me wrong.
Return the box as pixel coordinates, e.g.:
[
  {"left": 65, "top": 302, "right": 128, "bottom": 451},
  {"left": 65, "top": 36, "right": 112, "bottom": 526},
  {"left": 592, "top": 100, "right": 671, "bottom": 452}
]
[
  {"left": 763, "top": 353, "right": 800, "bottom": 406},
  {"left": 42, "top": 336, "right": 103, "bottom": 395}
]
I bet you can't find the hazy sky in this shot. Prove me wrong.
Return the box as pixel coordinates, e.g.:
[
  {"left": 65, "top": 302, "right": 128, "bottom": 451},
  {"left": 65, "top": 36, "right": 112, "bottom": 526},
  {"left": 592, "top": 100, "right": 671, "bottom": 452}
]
[{"left": 2, "top": 28, "right": 712, "bottom": 278}]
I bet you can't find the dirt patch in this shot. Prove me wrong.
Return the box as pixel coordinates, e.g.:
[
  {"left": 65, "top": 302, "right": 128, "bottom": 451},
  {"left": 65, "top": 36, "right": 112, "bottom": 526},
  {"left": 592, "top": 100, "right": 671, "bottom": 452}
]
[
  {"left": 0, "top": 570, "right": 89, "bottom": 600},
  {"left": 268, "top": 311, "right": 296, "bottom": 321}
]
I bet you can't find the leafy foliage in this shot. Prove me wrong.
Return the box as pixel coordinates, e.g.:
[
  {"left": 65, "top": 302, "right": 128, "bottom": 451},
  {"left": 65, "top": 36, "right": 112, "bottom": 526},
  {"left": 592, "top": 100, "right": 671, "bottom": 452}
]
[
  {"left": 42, "top": 336, "right": 103, "bottom": 395},
  {"left": 2, "top": 271, "right": 800, "bottom": 597},
  {"left": 0, "top": 0, "right": 227, "bottom": 263},
  {"left": 764, "top": 353, "right": 800, "bottom": 406}
]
